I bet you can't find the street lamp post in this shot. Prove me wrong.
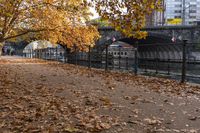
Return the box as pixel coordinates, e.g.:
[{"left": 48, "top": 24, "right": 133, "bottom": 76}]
[
  {"left": 182, "top": 0, "right": 192, "bottom": 26},
  {"left": 182, "top": 0, "right": 186, "bottom": 25}
]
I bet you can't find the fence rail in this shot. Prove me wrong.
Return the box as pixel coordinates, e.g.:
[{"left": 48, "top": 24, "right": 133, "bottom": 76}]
[{"left": 15, "top": 41, "right": 200, "bottom": 84}]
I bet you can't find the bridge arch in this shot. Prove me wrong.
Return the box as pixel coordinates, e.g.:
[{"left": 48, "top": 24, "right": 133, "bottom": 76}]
[
  {"left": 22, "top": 40, "right": 66, "bottom": 58},
  {"left": 94, "top": 32, "right": 183, "bottom": 60}
]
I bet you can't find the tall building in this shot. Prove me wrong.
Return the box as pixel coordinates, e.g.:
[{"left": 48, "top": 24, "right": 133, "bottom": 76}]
[
  {"left": 146, "top": 11, "right": 165, "bottom": 26},
  {"left": 146, "top": 1, "right": 165, "bottom": 26},
  {"left": 164, "top": 0, "right": 200, "bottom": 25}
]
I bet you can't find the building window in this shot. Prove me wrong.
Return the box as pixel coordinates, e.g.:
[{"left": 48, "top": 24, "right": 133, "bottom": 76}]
[
  {"left": 189, "top": 16, "right": 196, "bottom": 19},
  {"left": 174, "top": 10, "right": 182, "bottom": 13},
  {"left": 175, "top": 4, "right": 182, "bottom": 8},
  {"left": 175, "top": 16, "right": 182, "bottom": 18},
  {"left": 189, "top": 22, "right": 195, "bottom": 24},
  {"left": 190, "top": 5, "right": 197, "bottom": 8},
  {"left": 189, "top": 10, "right": 197, "bottom": 13}
]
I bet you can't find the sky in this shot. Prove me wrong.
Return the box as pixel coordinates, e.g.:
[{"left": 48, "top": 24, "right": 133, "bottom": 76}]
[
  {"left": 90, "top": 7, "right": 99, "bottom": 19},
  {"left": 87, "top": 0, "right": 99, "bottom": 19}
]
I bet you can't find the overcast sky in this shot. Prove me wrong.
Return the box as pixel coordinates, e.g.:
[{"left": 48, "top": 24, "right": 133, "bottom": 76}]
[{"left": 90, "top": 7, "right": 99, "bottom": 19}]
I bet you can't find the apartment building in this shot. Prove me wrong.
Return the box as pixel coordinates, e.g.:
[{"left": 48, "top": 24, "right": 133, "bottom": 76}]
[
  {"left": 147, "top": 0, "right": 200, "bottom": 26},
  {"left": 165, "top": 0, "right": 200, "bottom": 25}
]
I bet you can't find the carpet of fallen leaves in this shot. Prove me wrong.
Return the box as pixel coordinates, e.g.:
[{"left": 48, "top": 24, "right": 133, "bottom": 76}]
[{"left": 1, "top": 56, "right": 200, "bottom": 133}]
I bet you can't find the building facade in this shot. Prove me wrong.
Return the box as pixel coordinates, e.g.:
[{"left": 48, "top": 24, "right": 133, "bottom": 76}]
[
  {"left": 147, "top": 0, "right": 200, "bottom": 26},
  {"left": 146, "top": 0, "right": 165, "bottom": 26},
  {"left": 165, "top": 0, "right": 200, "bottom": 25}
]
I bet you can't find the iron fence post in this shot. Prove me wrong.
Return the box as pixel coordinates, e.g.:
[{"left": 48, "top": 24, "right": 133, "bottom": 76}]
[
  {"left": 155, "top": 47, "right": 159, "bottom": 74},
  {"left": 181, "top": 40, "right": 187, "bottom": 83},
  {"left": 126, "top": 57, "right": 128, "bottom": 70},
  {"left": 134, "top": 42, "right": 138, "bottom": 75},
  {"left": 167, "top": 58, "right": 170, "bottom": 75},
  {"left": 100, "top": 52, "right": 103, "bottom": 68},
  {"left": 105, "top": 44, "right": 108, "bottom": 71},
  {"left": 40, "top": 49, "right": 43, "bottom": 59},
  {"left": 37, "top": 49, "right": 39, "bottom": 58},
  {"left": 119, "top": 46, "right": 121, "bottom": 69},
  {"left": 34, "top": 49, "right": 36, "bottom": 58},
  {"left": 33, "top": 49, "right": 36, "bottom": 58},
  {"left": 29, "top": 49, "right": 30, "bottom": 58},
  {"left": 35, "top": 49, "right": 37, "bottom": 58},
  {"left": 88, "top": 45, "right": 91, "bottom": 68},
  {"left": 40, "top": 49, "right": 41, "bottom": 59},
  {"left": 35, "top": 49, "right": 36, "bottom": 58},
  {"left": 31, "top": 49, "right": 33, "bottom": 58},
  {"left": 38, "top": 49, "right": 40, "bottom": 59},
  {"left": 64, "top": 47, "right": 67, "bottom": 63},
  {"left": 30, "top": 49, "right": 31, "bottom": 58},
  {"left": 75, "top": 46, "right": 78, "bottom": 65},
  {"left": 38, "top": 49, "right": 39, "bottom": 58},
  {"left": 156, "top": 58, "right": 158, "bottom": 74},
  {"left": 45, "top": 48, "right": 47, "bottom": 60},
  {"left": 50, "top": 48, "right": 52, "bottom": 60},
  {"left": 112, "top": 56, "right": 114, "bottom": 69},
  {"left": 39, "top": 49, "right": 41, "bottom": 59},
  {"left": 42, "top": 49, "right": 44, "bottom": 59},
  {"left": 56, "top": 47, "right": 58, "bottom": 61},
  {"left": 144, "top": 58, "right": 147, "bottom": 72}
]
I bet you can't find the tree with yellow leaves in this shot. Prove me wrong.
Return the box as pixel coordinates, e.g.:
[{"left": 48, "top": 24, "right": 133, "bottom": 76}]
[
  {"left": 92, "top": 0, "right": 163, "bottom": 39},
  {"left": 0, "top": 0, "right": 99, "bottom": 51},
  {"left": 0, "top": 0, "right": 163, "bottom": 54}
]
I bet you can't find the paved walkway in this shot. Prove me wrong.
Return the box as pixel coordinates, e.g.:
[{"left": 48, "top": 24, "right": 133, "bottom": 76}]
[{"left": 1, "top": 56, "right": 200, "bottom": 133}]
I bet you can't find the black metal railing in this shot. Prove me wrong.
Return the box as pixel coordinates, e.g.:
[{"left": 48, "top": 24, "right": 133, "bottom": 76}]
[{"left": 16, "top": 41, "right": 200, "bottom": 84}]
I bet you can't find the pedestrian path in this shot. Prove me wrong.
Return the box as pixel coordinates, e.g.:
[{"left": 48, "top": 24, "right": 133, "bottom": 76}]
[{"left": 0, "top": 56, "right": 200, "bottom": 133}]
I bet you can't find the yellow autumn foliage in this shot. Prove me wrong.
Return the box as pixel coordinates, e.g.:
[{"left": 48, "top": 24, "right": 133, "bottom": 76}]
[
  {"left": 1, "top": 0, "right": 163, "bottom": 50},
  {"left": 0, "top": 0, "right": 100, "bottom": 51},
  {"left": 92, "top": 0, "right": 163, "bottom": 38}
]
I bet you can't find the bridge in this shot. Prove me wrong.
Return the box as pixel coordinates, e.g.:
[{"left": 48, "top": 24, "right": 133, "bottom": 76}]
[
  {"left": 97, "top": 25, "right": 200, "bottom": 45},
  {"left": 4, "top": 25, "right": 200, "bottom": 60},
  {"left": 96, "top": 25, "right": 200, "bottom": 60}
]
